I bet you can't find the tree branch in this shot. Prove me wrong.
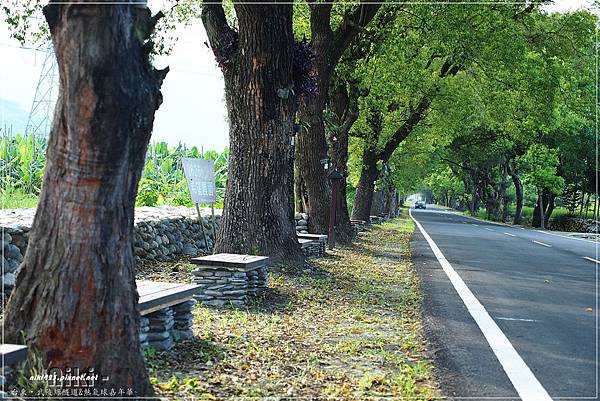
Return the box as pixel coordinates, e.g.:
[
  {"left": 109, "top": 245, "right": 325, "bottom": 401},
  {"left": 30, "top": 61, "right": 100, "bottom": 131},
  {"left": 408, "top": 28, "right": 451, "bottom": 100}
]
[
  {"left": 330, "top": 2, "right": 382, "bottom": 71},
  {"left": 201, "top": 1, "right": 237, "bottom": 70},
  {"left": 380, "top": 94, "right": 433, "bottom": 162}
]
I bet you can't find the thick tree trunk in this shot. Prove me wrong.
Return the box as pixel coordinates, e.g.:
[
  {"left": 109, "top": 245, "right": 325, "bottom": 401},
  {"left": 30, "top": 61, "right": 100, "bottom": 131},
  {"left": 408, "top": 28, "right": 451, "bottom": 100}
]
[
  {"left": 296, "top": 4, "right": 380, "bottom": 235},
  {"left": 328, "top": 79, "right": 358, "bottom": 244},
  {"left": 202, "top": 4, "right": 303, "bottom": 262},
  {"left": 351, "top": 153, "right": 379, "bottom": 223},
  {"left": 329, "top": 131, "right": 354, "bottom": 243},
  {"left": 4, "top": 3, "right": 167, "bottom": 396},
  {"left": 297, "top": 99, "right": 331, "bottom": 234},
  {"left": 295, "top": 6, "right": 333, "bottom": 234}
]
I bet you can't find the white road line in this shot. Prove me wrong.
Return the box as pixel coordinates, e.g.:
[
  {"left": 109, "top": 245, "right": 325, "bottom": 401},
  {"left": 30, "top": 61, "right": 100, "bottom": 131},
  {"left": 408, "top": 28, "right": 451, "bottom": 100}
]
[
  {"left": 495, "top": 317, "right": 540, "bottom": 322},
  {"left": 484, "top": 227, "right": 494, "bottom": 231},
  {"left": 583, "top": 256, "right": 600, "bottom": 264},
  {"left": 409, "top": 209, "right": 552, "bottom": 401},
  {"left": 504, "top": 233, "right": 516, "bottom": 237},
  {"left": 532, "top": 240, "right": 552, "bottom": 248},
  {"left": 472, "top": 223, "right": 479, "bottom": 226}
]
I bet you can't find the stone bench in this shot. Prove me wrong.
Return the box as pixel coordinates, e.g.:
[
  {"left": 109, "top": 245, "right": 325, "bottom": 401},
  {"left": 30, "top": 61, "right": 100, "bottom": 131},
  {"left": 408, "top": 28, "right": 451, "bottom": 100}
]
[
  {"left": 370, "top": 216, "right": 384, "bottom": 225},
  {"left": 0, "top": 344, "right": 27, "bottom": 391},
  {"left": 298, "top": 233, "right": 327, "bottom": 256},
  {"left": 190, "top": 253, "right": 269, "bottom": 307},
  {"left": 137, "top": 280, "right": 200, "bottom": 351},
  {"left": 350, "top": 219, "right": 366, "bottom": 233},
  {"left": 297, "top": 238, "right": 324, "bottom": 257}
]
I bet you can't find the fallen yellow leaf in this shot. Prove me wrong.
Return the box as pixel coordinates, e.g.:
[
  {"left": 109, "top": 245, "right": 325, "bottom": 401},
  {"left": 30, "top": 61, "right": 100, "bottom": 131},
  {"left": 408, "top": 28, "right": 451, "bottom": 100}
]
[{"left": 586, "top": 307, "right": 593, "bottom": 312}]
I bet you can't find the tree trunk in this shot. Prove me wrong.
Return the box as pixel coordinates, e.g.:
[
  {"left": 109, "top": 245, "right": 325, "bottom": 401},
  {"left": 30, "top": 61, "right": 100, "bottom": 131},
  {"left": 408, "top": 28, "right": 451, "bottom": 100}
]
[
  {"left": 296, "top": 4, "right": 380, "bottom": 235},
  {"left": 584, "top": 192, "right": 591, "bottom": 219},
  {"left": 202, "top": 4, "right": 303, "bottom": 262},
  {"left": 295, "top": 7, "right": 334, "bottom": 234},
  {"left": 511, "top": 170, "right": 523, "bottom": 225},
  {"left": 329, "top": 130, "right": 354, "bottom": 243},
  {"left": 351, "top": 153, "right": 379, "bottom": 223},
  {"left": 545, "top": 192, "right": 555, "bottom": 226},
  {"left": 5, "top": 3, "right": 167, "bottom": 396},
  {"left": 294, "top": 162, "right": 308, "bottom": 214},
  {"left": 538, "top": 191, "right": 545, "bottom": 229}
]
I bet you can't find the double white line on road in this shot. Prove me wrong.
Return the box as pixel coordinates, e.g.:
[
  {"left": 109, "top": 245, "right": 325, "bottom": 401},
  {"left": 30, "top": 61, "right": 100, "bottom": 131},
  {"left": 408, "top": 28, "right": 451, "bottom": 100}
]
[{"left": 409, "top": 209, "right": 553, "bottom": 401}]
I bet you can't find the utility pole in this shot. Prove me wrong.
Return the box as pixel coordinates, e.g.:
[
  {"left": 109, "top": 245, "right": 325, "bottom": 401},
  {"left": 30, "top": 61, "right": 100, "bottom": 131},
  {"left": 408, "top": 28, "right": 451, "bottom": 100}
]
[{"left": 25, "top": 41, "right": 58, "bottom": 138}]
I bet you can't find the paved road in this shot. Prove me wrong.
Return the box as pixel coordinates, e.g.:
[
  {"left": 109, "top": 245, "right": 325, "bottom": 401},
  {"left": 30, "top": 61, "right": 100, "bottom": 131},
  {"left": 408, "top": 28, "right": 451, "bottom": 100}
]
[{"left": 410, "top": 205, "right": 597, "bottom": 400}]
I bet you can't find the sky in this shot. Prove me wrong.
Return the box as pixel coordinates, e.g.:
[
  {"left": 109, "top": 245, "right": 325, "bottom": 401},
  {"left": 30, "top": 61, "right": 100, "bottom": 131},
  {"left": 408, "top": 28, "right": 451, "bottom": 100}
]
[{"left": 0, "top": 0, "right": 594, "bottom": 152}]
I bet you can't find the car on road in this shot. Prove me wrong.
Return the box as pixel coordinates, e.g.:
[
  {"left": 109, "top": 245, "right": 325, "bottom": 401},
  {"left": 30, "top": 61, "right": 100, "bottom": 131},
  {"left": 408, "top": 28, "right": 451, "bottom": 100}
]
[{"left": 414, "top": 200, "right": 426, "bottom": 209}]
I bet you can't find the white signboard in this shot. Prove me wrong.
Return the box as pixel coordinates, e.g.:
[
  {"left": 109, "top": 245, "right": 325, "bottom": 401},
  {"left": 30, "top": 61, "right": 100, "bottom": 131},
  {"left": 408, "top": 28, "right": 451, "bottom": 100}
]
[{"left": 181, "top": 158, "right": 216, "bottom": 204}]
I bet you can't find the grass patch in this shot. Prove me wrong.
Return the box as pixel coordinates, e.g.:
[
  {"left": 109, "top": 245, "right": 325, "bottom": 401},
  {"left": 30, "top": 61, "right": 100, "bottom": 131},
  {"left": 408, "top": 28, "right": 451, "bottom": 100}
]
[
  {"left": 147, "top": 208, "right": 440, "bottom": 399},
  {"left": 0, "top": 188, "right": 39, "bottom": 209}
]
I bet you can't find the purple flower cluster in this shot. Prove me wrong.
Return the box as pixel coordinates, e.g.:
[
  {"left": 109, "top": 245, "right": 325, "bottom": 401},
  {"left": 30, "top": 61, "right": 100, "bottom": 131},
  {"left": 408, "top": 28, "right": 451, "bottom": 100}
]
[
  {"left": 213, "top": 28, "right": 238, "bottom": 70},
  {"left": 293, "top": 39, "right": 317, "bottom": 99}
]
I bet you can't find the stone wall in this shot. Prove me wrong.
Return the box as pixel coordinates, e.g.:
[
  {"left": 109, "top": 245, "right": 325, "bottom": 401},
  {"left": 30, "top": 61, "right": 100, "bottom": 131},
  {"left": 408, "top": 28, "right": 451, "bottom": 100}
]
[
  {"left": 1, "top": 207, "right": 314, "bottom": 301},
  {"left": 1, "top": 206, "right": 221, "bottom": 301},
  {"left": 547, "top": 216, "right": 598, "bottom": 233}
]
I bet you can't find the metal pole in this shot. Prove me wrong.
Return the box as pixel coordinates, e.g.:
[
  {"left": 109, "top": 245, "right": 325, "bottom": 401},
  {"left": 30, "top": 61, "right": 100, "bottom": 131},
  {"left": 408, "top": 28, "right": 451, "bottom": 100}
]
[
  {"left": 328, "top": 178, "right": 340, "bottom": 251},
  {"left": 211, "top": 202, "right": 216, "bottom": 242},
  {"left": 196, "top": 203, "right": 210, "bottom": 252}
]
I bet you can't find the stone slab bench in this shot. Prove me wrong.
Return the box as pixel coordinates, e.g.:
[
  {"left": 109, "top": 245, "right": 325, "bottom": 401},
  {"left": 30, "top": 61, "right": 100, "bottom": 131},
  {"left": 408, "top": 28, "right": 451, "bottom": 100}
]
[
  {"left": 0, "top": 344, "right": 27, "bottom": 396},
  {"left": 298, "top": 238, "right": 324, "bottom": 257},
  {"left": 350, "top": 219, "right": 366, "bottom": 233},
  {"left": 370, "top": 216, "right": 385, "bottom": 225},
  {"left": 137, "top": 280, "right": 200, "bottom": 351},
  {"left": 190, "top": 253, "right": 269, "bottom": 307},
  {"left": 0, "top": 344, "right": 27, "bottom": 366}
]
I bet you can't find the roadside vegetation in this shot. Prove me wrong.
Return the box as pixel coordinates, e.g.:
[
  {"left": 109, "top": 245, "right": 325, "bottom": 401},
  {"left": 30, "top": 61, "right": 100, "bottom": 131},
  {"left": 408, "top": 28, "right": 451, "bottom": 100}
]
[
  {"left": 0, "top": 134, "right": 229, "bottom": 209},
  {"left": 142, "top": 209, "right": 438, "bottom": 399}
]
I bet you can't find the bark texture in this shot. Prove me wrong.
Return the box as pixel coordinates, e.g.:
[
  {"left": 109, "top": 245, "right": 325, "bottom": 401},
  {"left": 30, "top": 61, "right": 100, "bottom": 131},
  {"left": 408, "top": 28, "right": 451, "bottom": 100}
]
[
  {"left": 202, "top": 3, "right": 303, "bottom": 262},
  {"left": 296, "top": 4, "right": 380, "bottom": 234},
  {"left": 5, "top": 2, "right": 167, "bottom": 396}
]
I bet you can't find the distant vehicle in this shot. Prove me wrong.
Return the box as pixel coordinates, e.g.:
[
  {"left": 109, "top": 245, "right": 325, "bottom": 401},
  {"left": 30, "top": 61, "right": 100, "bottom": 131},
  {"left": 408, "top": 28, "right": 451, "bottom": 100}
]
[{"left": 414, "top": 200, "right": 426, "bottom": 209}]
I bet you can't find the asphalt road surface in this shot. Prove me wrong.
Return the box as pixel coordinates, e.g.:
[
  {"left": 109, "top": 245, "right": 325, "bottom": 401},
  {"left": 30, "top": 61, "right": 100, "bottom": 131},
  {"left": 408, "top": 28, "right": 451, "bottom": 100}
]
[{"left": 410, "top": 204, "right": 597, "bottom": 400}]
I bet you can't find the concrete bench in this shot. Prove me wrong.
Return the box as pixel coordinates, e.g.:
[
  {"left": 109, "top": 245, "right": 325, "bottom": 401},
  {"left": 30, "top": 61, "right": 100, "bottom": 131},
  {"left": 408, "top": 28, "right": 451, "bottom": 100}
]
[
  {"left": 0, "top": 344, "right": 27, "bottom": 396},
  {"left": 137, "top": 280, "right": 200, "bottom": 351},
  {"left": 297, "top": 233, "right": 327, "bottom": 256},
  {"left": 190, "top": 253, "right": 269, "bottom": 307}
]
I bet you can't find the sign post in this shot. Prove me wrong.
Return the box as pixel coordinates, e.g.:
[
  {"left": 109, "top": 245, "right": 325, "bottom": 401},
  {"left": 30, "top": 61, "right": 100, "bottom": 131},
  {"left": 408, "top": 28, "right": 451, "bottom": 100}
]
[
  {"left": 327, "top": 170, "right": 344, "bottom": 251},
  {"left": 182, "top": 158, "right": 217, "bottom": 252}
]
